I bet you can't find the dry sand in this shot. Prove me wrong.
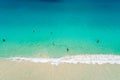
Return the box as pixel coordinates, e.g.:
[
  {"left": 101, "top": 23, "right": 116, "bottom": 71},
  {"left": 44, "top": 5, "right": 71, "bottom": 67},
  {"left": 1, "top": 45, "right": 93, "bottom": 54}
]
[{"left": 0, "top": 59, "right": 120, "bottom": 80}]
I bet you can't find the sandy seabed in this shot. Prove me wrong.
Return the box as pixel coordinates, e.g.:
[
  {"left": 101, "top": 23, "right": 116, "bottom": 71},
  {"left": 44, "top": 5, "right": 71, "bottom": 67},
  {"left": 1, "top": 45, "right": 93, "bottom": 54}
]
[{"left": 0, "top": 59, "right": 120, "bottom": 80}]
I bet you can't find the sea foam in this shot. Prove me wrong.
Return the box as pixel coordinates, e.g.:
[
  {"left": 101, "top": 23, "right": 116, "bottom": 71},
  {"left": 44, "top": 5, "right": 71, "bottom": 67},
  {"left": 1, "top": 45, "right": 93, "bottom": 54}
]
[{"left": 8, "top": 55, "right": 120, "bottom": 65}]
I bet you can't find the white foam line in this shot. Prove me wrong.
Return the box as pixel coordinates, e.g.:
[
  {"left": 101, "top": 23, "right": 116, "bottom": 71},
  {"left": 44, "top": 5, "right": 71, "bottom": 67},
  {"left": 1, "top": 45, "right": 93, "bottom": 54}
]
[{"left": 7, "top": 55, "right": 120, "bottom": 66}]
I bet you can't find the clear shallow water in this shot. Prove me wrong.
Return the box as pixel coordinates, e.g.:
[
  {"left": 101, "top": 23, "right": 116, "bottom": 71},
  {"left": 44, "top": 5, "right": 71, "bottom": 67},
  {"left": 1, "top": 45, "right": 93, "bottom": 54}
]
[{"left": 0, "top": 0, "right": 120, "bottom": 58}]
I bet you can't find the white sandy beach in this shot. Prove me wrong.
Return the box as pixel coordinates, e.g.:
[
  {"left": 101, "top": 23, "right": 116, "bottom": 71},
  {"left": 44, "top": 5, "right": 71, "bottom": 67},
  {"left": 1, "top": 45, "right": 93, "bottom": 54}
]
[{"left": 0, "top": 58, "right": 120, "bottom": 80}]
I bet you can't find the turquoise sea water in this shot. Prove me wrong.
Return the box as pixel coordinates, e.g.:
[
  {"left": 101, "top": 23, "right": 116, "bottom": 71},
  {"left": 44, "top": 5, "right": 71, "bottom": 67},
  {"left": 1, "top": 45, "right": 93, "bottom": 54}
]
[{"left": 0, "top": 0, "right": 120, "bottom": 58}]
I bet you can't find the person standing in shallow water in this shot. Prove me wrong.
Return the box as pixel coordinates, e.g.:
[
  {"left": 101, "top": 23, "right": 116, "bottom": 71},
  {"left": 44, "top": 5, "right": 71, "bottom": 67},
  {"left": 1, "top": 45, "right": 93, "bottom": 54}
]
[
  {"left": 96, "top": 40, "right": 100, "bottom": 43},
  {"left": 50, "top": 32, "right": 53, "bottom": 35},
  {"left": 33, "top": 30, "right": 35, "bottom": 32},
  {"left": 67, "top": 48, "right": 69, "bottom": 52},
  {"left": 2, "top": 39, "right": 6, "bottom": 42},
  {"left": 52, "top": 42, "right": 55, "bottom": 46}
]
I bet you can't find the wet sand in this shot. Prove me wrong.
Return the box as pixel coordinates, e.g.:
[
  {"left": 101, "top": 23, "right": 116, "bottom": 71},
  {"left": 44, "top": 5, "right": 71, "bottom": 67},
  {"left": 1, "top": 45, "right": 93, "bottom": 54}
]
[{"left": 0, "top": 59, "right": 120, "bottom": 80}]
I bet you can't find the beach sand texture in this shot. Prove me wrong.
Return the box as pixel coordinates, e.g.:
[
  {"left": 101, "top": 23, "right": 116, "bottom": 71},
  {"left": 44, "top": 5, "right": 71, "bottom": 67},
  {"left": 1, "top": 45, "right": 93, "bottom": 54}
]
[{"left": 0, "top": 60, "right": 120, "bottom": 80}]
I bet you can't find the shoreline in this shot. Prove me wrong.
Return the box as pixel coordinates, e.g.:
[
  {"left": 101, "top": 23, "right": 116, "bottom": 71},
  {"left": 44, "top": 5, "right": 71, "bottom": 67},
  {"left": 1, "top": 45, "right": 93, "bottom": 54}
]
[{"left": 7, "top": 54, "right": 120, "bottom": 65}]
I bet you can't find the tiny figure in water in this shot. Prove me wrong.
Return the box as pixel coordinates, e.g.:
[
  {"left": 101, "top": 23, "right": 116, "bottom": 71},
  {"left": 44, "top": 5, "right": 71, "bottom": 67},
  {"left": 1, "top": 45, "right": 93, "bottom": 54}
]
[
  {"left": 96, "top": 40, "right": 100, "bottom": 43},
  {"left": 33, "top": 30, "right": 35, "bottom": 32},
  {"left": 52, "top": 42, "right": 55, "bottom": 46},
  {"left": 50, "top": 32, "right": 53, "bottom": 35},
  {"left": 67, "top": 48, "right": 69, "bottom": 52},
  {"left": 2, "top": 39, "right": 6, "bottom": 42}
]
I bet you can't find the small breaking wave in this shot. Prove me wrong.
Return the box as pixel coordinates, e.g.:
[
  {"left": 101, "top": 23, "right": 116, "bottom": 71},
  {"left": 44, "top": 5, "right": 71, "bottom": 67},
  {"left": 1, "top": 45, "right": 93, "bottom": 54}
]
[{"left": 8, "top": 55, "right": 120, "bottom": 65}]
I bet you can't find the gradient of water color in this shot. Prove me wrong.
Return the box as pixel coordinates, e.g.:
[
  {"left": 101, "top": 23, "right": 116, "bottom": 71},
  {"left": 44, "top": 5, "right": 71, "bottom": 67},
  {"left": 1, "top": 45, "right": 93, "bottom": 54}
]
[{"left": 0, "top": 0, "right": 120, "bottom": 58}]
